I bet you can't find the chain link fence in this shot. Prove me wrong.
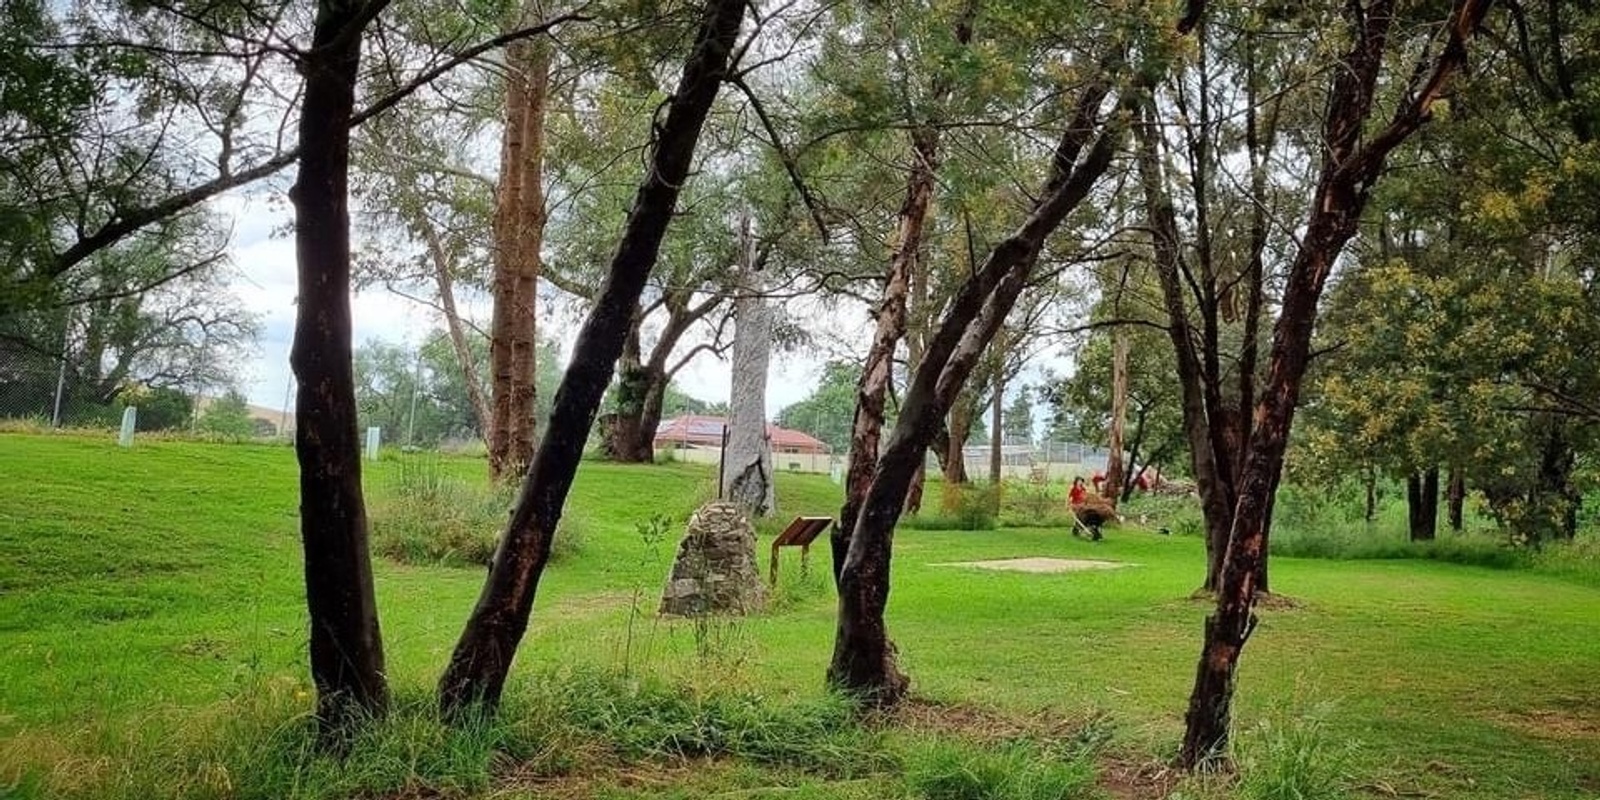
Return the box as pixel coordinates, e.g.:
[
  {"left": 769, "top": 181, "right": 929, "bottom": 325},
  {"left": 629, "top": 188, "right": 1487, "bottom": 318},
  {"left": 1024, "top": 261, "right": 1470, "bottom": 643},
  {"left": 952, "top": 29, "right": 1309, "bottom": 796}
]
[{"left": 0, "top": 348, "right": 88, "bottom": 426}]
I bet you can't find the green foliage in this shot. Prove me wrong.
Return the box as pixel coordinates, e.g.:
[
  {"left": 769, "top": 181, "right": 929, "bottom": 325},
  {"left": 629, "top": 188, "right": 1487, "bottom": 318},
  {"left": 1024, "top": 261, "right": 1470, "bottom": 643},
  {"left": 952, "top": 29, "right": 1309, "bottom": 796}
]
[
  {"left": 125, "top": 385, "right": 194, "bottom": 431},
  {"left": 776, "top": 360, "right": 863, "bottom": 453},
  {"left": 996, "top": 478, "right": 1076, "bottom": 529},
  {"left": 197, "top": 390, "right": 253, "bottom": 440}
]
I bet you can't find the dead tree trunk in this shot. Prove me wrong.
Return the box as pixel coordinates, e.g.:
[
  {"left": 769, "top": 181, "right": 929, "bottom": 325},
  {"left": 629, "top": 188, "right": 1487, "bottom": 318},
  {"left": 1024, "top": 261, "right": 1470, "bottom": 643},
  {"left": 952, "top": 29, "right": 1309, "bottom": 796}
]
[
  {"left": 289, "top": 0, "right": 389, "bottom": 739},
  {"left": 723, "top": 214, "right": 775, "bottom": 516},
  {"left": 1179, "top": 0, "right": 1490, "bottom": 768},
  {"left": 439, "top": 0, "right": 747, "bottom": 717},
  {"left": 831, "top": 79, "right": 1123, "bottom": 706}
]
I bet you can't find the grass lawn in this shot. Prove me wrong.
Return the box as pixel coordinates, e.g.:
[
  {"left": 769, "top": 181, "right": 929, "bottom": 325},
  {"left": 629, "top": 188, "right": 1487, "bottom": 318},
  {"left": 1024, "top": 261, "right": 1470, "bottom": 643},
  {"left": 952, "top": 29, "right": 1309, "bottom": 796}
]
[{"left": 2, "top": 432, "right": 1598, "bottom": 799}]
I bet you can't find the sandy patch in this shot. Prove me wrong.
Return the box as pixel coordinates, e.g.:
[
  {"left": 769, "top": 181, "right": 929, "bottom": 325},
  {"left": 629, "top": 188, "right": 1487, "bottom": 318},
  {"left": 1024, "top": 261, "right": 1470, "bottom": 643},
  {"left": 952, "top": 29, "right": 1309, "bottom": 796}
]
[{"left": 932, "top": 557, "right": 1134, "bottom": 573}]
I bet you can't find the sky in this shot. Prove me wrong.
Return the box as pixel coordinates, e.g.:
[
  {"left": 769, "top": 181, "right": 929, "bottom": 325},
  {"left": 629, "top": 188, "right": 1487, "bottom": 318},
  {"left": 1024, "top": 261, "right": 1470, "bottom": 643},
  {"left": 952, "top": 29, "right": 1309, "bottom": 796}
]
[{"left": 216, "top": 192, "right": 836, "bottom": 419}]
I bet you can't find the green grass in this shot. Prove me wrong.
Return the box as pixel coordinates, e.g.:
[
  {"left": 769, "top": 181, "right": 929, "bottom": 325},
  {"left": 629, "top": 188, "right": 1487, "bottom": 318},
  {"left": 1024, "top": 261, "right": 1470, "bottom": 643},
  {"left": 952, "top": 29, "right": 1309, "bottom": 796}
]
[{"left": 2, "top": 432, "right": 1599, "bottom": 799}]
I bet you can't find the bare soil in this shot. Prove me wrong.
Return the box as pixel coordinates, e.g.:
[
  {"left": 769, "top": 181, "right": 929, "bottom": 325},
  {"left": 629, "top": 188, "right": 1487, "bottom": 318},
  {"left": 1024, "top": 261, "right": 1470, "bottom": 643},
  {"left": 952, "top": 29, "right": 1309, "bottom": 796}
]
[{"left": 932, "top": 557, "right": 1135, "bottom": 573}]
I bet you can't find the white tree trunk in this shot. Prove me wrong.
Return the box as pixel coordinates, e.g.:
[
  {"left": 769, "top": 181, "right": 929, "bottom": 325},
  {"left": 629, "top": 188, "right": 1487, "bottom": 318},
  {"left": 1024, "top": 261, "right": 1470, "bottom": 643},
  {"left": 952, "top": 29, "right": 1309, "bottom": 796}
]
[{"left": 723, "top": 215, "right": 775, "bottom": 515}]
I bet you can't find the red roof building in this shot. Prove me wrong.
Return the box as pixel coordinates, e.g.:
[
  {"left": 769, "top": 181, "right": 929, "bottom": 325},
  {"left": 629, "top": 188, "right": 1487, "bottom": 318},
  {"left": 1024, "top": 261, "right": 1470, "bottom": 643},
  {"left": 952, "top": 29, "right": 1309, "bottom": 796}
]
[{"left": 654, "top": 414, "right": 829, "bottom": 455}]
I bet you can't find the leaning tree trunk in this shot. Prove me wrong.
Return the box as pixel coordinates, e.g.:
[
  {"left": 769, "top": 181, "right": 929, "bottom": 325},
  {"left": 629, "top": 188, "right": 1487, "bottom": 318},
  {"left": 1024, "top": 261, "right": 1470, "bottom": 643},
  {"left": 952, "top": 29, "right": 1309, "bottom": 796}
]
[
  {"left": 419, "top": 219, "right": 492, "bottom": 443},
  {"left": 831, "top": 78, "right": 1123, "bottom": 706},
  {"left": 1407, "top": 467, "right": 1439, "bottom": 541},
  {"left": 439, "top": 0, "right": 747, "bottom": 717},
  {"left": 837, "top": 0, "right": 974, "bottom": 576},
  {"left": 723, "top": 215, "right": 775, "bottom": 516},
  {"left": 289, "top": 0, "right": 388, "bottom": 739},
  {"left": 1179, "top": 0, "right": 1489, "bottom": 767}
]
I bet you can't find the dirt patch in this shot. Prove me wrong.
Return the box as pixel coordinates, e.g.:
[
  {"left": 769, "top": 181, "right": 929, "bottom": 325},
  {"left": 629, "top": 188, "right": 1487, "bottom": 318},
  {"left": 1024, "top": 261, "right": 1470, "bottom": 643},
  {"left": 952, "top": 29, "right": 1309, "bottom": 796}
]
[
  {"left": 878, "top": 696, "right": 1101, "bottom": 742},
  {"left": 1495, "top": 707, "right": 1600, "bottom": 740},
  {"left": 1096, "top": 754, "right": 1186, "bottom": 800},
  {"left": 932, "top": 557, "right": 1135, "bottom": 573}
]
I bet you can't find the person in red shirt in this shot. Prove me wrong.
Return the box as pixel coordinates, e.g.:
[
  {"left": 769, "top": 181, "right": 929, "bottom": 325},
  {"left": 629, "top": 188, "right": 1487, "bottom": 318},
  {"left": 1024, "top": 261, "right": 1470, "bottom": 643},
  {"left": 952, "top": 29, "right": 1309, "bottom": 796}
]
[{"left": 1068, "top": 476, "right": 1088, "bottom": 506}]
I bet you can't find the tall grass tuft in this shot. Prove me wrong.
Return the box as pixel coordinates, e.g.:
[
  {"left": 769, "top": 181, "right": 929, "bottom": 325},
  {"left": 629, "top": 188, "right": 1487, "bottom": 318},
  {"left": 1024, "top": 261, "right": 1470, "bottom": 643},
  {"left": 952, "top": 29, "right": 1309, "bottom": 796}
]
[
  {"left": 368, "top": 456, "right": 585, "bottom": 568},
  {"left": 900, "top": 737, "right": 1098, "bottom": 800},
  {"left": 1234, "top": 704, "right": 1356, "bottom": 800},
  {"left": 533, "top": 671, "right": 886, "bottom": 777},
  {"left": 904, "top": 482, "right": 999, "bottom": 531}
]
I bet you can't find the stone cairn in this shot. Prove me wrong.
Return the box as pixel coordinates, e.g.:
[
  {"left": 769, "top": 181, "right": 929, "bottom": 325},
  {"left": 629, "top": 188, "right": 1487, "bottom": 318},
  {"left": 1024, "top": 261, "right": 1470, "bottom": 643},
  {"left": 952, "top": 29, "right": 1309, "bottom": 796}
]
[{"left": 659, "top": 500, "right": 767, "bottom": 616}]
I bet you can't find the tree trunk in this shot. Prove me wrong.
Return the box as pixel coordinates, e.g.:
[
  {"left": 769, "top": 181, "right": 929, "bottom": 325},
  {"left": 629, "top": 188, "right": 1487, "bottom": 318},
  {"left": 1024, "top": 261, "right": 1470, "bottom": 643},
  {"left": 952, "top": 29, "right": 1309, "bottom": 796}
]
[
  {"left": 989, "top": 360, "right": 1004, "bottom": 486},
  {"left": 419, "top": 218, "right": 492, "bottom": 443},
  {"left": 837, "top": 0, "right": 974, "bottom": 574},
  {"left": 1134, "top": 102, "right": 1236, "bottom": 595},
  {"left": 904, "top": 236, "right": 932, "bottom": 516},
  {"left": 1104, "top": 330, "right": 1129, "bottom": 502},
  {"left": 1365, "top": 464, "right": 1378, "bottom": 523},
  {"left": 602, "top": 323, "right": 656, "bottom": 462},
  {"left": 487, "top": 10, "right": 550, "bottom": 482},
  {"left": 1179, "top": 0, "right": 1488, "bottom": 767},
  {"left": 831, "top": 77, "right": 1122, "bottom": 706},
  {"left": 1536, "top": 418, "right": 1580, "bottom": 541},
  {"left": 835, "top": 129, "right": 932, "bottom": 578},
  {"left": 724, "top": 215, "right": 774, "bottom": 516},
  {"left": 1447, "top": 468, "right": 1464, "bottom": 531},
  {"left": 439, "top": 0, "right": 747, "bottom": 717},
  {"left": 1407, "top": 467, "right": 1439, "bottom": 541},
  {"left": 943, "top": 400, "right": 972, "bottom": 487},
  {"left": 289, "top": 0, "right": 388, "bottom": 739}
]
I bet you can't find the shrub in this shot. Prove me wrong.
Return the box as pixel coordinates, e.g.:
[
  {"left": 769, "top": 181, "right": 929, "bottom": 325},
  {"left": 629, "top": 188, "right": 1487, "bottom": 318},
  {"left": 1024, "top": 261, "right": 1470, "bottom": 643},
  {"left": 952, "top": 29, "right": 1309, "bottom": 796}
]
[{"left": 905, "top": 482, "right": 998, "bottom": 531}]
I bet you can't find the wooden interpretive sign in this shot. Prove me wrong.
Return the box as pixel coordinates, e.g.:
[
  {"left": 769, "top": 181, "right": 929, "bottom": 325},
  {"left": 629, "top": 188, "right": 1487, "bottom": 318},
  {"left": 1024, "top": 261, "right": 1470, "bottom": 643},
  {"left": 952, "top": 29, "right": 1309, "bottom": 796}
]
[{"left": 769, "top": 516, "right": 832, "bottom": 585}]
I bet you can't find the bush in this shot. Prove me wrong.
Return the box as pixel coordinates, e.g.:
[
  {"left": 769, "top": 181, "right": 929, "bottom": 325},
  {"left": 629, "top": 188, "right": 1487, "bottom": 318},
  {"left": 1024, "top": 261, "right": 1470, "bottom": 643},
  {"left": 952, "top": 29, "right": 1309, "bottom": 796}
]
[
  {"left": 902, "top": 483, "right": 999, "bottom": 531},
  {"left": 999, "top": 478, "right": 1078, "bottom": 529}
]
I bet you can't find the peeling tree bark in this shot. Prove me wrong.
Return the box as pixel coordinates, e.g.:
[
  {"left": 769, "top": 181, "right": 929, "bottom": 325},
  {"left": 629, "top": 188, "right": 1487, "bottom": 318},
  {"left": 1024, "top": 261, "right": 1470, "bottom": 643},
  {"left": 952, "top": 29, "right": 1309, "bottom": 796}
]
[
  {"left": 488, "top": 7, "right": 551, "bottom": 482},
  {"left": 834, "top": 1, "right": 975, "bottom": 581},
  {"left": 1179, "top": 0, "right": 1491, "bottom": 768},
  {"left": 288, "top": 0, "right": 390, "bottom": 740},
  {"left": 438, "top": 0, "right": 747, "bottom": 718}
]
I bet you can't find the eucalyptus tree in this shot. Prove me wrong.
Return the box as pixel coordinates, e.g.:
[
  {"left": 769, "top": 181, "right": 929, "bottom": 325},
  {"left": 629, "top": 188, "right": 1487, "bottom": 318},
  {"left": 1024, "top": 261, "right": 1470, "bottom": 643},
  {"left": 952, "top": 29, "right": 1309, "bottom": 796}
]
[
  {"left": 1300, "top": 0, "right": 1600, "bottom": 544},
  {"left": 439, "top": 0, "right": 749, "bottom": 717},
  {"left": 291, "top": 0, "right": 393, "bottom": 739},
  {"left": 1045, "top": 323, "right": 1184, "bottom": 499},
  {"left": 1174, "top": 0, "right": 1494, "bottom": 768},
  {"left": 0, "top": 0, "right": 299, "bottom": 317},
  {"left": 1125, "top": 3, "right": 1330, "bottom": 594},
  {"left": 826, "top": 0, "right": 1204, "bottom": 707}
]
